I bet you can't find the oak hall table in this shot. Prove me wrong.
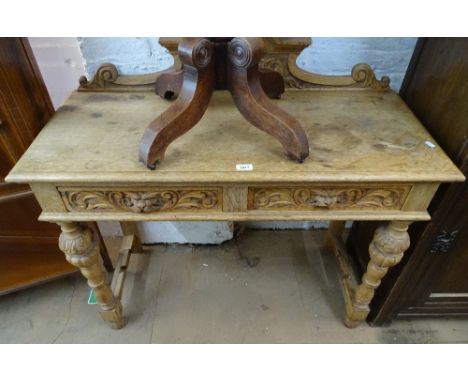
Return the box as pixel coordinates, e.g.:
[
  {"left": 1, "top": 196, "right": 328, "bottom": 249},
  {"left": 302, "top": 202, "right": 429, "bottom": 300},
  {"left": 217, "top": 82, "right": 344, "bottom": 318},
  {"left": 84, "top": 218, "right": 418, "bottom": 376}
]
[{"left": 6, "top": 88, "right": 464, "bottom": 329}]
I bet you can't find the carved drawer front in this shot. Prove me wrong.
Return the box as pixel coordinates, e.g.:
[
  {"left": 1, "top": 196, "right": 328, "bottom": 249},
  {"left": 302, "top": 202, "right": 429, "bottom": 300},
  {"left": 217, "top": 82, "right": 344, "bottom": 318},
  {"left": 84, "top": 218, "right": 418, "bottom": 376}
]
[
  {"left": 248, "top": 185, "right": 411, "bottom": 211},
  {"left": 59, "top": 187, "right": 222, "bottom": 213}
]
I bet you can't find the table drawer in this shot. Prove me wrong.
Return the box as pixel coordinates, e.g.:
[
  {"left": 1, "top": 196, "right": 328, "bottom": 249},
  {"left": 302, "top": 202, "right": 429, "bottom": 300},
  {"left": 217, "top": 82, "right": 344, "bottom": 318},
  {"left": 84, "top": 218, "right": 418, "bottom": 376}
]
[
  {"left": 58, "top": 187, "right": 222, "bottom": 213},
  {"left": 247, "top": 185, "right": 412, "bottom": 211},
  {"left": 58, "top": 185, "right": 412, "bottom": 214}
]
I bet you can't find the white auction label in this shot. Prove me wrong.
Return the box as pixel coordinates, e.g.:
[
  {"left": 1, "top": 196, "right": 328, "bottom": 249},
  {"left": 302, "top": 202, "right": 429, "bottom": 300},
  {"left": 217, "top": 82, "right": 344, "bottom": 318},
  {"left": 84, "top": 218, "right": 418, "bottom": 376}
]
[
  {"left": 424, "top": 140, "right": 436, "bottom": 149},
  {"left": 236, "top": 163, "right": 253, "bottom": 171}
]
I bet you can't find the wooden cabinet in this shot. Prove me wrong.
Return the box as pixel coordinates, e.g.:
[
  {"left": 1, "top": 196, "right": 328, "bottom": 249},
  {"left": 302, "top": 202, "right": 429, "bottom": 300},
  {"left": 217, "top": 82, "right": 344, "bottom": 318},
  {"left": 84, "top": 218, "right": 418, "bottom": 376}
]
[
  {"left": 0, "top": 38, "right": 78, "bottom": 294},
  {"left": 347, "top": 38, "right": 468, "bottom": 324}
]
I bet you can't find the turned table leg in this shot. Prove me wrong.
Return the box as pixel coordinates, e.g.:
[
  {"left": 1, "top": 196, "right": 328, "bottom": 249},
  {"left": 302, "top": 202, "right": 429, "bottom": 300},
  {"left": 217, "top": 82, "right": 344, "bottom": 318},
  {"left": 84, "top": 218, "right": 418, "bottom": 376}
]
[
  {"left": 344, "top": 221, "right": 411, "bottom": 328},
  {"left": 57, "top": 222, "right": 124, "bottom": 329}
]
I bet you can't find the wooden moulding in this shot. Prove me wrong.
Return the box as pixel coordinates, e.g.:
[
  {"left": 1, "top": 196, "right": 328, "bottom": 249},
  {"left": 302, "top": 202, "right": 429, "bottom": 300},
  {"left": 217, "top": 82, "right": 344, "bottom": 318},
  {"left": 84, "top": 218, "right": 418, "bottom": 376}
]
[
  {"left": 9, "top": 172, "right": 464, "bottom": 185},
  {"left": 38, "top": 210, "right": 431, "bottom": 223}
]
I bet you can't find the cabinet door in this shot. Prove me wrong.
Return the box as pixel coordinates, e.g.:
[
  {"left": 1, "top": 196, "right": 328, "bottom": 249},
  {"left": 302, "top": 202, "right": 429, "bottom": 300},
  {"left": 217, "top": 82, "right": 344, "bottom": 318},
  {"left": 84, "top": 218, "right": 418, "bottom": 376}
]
[{"left": 347, "top": 38, "right": 468, "bottom": 324}]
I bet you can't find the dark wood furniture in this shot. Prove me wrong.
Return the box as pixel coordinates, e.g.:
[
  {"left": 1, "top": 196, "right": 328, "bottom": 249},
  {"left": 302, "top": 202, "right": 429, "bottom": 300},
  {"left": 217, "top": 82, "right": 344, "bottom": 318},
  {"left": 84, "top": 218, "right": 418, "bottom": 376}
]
[
  {"left": 347, "top": 37, "right": 468, "bottom": 325},
  {"left": 139, "top": 38, "right": 309, "bottom": 168},
  {"left": 0, "top": 38, "right": 111, "bottom": 295},
  {"left": 0, "top": 38, "right": 78, "bottom": 294}
]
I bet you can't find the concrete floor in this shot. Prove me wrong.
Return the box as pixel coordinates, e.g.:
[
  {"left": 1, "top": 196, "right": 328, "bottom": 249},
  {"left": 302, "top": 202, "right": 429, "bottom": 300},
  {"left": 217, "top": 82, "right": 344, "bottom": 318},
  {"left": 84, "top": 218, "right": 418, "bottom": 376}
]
[{"left": 0, "top": 229, "right": 467, "bottom": 343}]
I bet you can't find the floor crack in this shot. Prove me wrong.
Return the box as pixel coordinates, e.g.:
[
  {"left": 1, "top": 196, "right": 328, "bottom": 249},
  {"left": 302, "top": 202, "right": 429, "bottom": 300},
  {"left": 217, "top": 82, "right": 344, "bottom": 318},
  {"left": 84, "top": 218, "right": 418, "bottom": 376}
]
[
  {"left": 148, "top": 252, "right": 166, "bottom": 343},
  {"left": 51, "top": 280, "right": 76, "bottom": 344}
]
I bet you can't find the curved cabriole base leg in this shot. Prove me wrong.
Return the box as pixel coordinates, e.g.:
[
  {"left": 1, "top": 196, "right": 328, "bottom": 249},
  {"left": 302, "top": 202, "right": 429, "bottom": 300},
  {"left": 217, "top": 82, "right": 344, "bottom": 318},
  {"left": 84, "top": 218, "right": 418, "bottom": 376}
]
[
  {"left": 58, "top": 222, "right": 125, "bottom": 329},
  {"left": 227, "top": 38, "right": 309, "bottom": 162},
  {"left": 139, "top": 38, "right": 215, "bottom": 169},
  {"left": 344, "top": 221, "right": 411, "bottom": 328}
]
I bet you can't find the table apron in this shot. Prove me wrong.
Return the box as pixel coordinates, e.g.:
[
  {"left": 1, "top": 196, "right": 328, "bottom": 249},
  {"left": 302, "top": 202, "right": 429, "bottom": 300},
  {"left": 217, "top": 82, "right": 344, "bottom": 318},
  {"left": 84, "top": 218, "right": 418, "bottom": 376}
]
[{"left": 29, "top": 182, "right": 440, "bottom": 223}]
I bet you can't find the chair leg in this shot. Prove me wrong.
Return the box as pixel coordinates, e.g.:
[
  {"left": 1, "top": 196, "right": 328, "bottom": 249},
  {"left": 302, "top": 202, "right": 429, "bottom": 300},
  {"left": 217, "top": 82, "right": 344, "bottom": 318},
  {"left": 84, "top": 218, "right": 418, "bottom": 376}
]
[
  {"left": 227, "top": 37, "right": 309, "bottom": 162},
  {"left": 139, "top": 38, "right": 215, "bottom": 169}
]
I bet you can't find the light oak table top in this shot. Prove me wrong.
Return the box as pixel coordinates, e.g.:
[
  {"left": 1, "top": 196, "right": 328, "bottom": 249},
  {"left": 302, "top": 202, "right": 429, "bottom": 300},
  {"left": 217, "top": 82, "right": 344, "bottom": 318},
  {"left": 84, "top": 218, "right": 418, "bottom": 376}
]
[{"left": 7, "top": 89, "right": 464, "bottom": 185}]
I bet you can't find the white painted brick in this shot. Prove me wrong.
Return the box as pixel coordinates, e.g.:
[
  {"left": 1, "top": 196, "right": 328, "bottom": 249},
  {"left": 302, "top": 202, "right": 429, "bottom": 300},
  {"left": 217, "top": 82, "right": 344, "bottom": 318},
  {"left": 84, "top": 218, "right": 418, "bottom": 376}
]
[
  {"left": 77, "top": 37, "right": 173, "bottom": 79},
  {"left": 97, "top": 221, "right": 234, "bottom": 244},
  {"left": 137, "top": 222, "right": 233, "bottom": 244}
]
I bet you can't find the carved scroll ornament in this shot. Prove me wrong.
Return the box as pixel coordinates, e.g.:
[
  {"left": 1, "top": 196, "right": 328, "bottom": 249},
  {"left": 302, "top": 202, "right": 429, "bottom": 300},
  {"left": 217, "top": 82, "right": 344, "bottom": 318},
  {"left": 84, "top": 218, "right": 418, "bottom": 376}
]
[
  {"left": 249, "top": 186, "right": 410, "bottom": 210},
  {"left": 61, "top": 189, "right": 220, "bottom": 213},
  {"left": 287, "top": 55, "right": 390, "bottom": 90},
  {"left": 78, "top": 60, "right": 182, "bottom": 92},
  {"left": 258, "top": 37, "right": 390, "bottom": 90}
]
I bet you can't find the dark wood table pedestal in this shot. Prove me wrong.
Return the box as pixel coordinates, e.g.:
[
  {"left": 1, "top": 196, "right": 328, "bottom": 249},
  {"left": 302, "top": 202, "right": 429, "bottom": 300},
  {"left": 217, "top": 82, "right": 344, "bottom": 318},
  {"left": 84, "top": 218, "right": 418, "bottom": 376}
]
[{"left": 138, "top": 37, "right": 310, "bottom": 169}]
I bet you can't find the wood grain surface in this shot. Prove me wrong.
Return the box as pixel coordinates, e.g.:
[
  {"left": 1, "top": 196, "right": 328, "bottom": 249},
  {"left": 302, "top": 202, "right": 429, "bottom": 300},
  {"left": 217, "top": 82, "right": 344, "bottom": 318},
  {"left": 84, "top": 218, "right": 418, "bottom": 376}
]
[{"left": 6, "top": 90, "right": 463, "bottom": 184}]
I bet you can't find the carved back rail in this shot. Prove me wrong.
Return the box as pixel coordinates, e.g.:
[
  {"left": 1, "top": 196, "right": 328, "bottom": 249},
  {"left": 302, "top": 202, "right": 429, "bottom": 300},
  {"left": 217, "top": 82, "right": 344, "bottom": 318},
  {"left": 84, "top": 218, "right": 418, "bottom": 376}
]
[{"left": 78, "top": 38, "right": 390, "bottom": 92}]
